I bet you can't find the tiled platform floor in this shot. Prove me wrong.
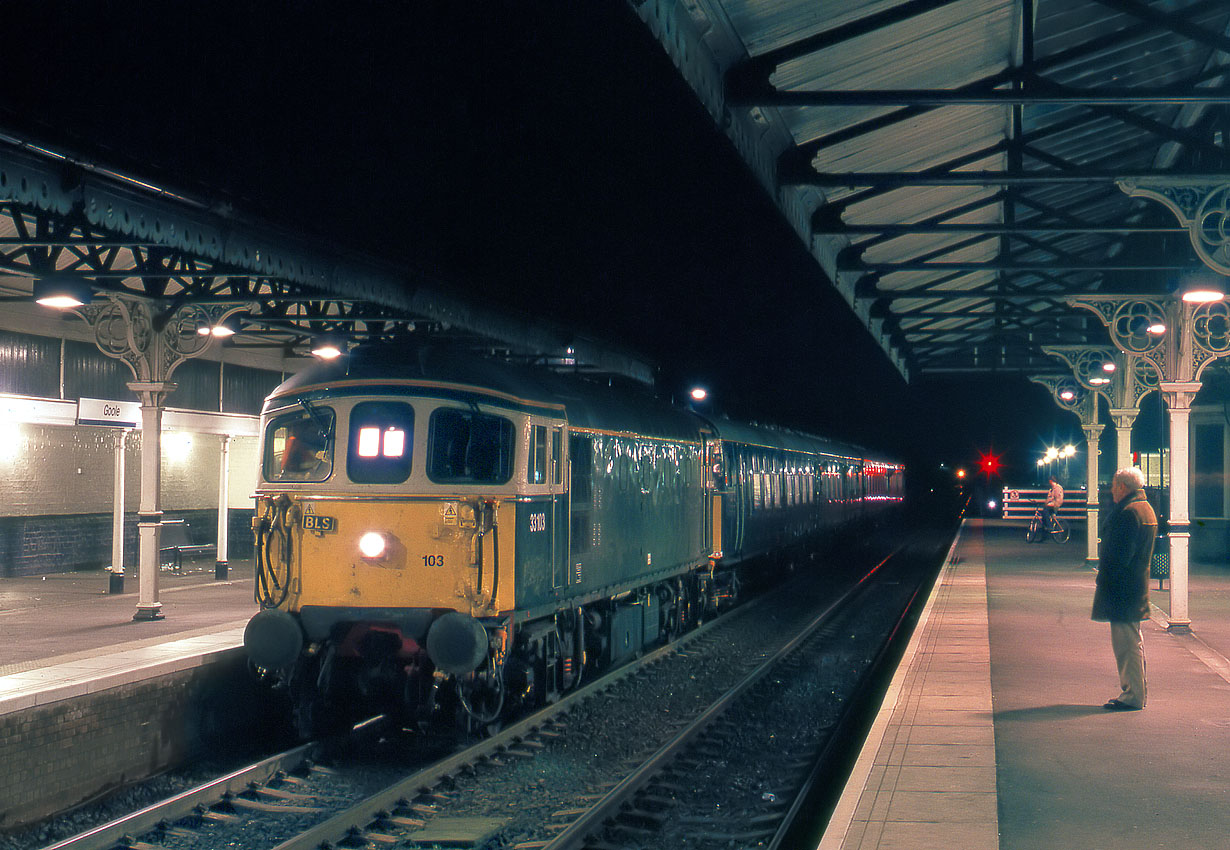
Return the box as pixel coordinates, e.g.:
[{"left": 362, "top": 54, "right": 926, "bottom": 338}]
[
  {"left": 821, "top": 523, "right": 997, "bottom": 849},
  {"left": 821, "top": 518, "right": 1230, "bottom": 850}
]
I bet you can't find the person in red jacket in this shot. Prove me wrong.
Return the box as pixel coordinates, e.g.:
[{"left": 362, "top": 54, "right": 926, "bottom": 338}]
[{"left": 1092, "top": 467, "right": 1156, "bottom": 711}]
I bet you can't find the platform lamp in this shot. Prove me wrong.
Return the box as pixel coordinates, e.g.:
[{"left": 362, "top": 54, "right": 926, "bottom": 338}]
[
  {"left": 32, "top": 276, "right": 93, "bottom": 309},
  {"left": 310, "top": 333, "right": 349, "bottom": 360},
  {"left": 196, "top": 314, "right": 243, "bottom": 338}
]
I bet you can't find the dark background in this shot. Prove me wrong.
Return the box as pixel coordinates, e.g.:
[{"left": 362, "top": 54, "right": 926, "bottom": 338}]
[{"left": 0, "top": 0, "right": 1086, "bottom": 484}]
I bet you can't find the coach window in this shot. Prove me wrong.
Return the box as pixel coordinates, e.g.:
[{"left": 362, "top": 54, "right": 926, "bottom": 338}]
[
  {"left": 347, "top": 401, "right": 414, "bottom": 484},
  {"left": 265, "top": 407, "right": 335, "bottom": 483},
  {"left": 427, "top": 408, "right": 514, "bottom": 484}
]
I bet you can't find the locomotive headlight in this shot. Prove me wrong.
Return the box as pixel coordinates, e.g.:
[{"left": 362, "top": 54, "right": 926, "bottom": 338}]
[{"left": 358, "top": 531, "right": 388, "bottom": 560}]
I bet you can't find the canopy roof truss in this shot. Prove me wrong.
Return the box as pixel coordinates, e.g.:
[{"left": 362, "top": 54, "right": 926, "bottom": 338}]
[
  {"left": 0, "top": 135, "right": 654, "bottom": 383},
  {"left": 632, "top": 0, "right": 1230, "bottom": 378}
]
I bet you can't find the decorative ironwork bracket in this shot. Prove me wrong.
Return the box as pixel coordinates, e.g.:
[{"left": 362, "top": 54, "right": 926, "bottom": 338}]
[
  {"left": 1119, "top": 179, "right": 1230, "bottom": 276},
  {"left": 1067, "top": 294, "right": 1230, "bottom": 385},
  {"left": 71, "top": 295, "right": 251, "bottom": 386},
  {"left": 1028, "top": 375, "right": 1100, "bottom": 429},
  {"left": 1041, "top": 344, "right": 1157, "bottom": 410}
]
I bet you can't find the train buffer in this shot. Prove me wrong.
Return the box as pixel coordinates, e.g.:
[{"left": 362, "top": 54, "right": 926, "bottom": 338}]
[{"left": 158, "top": 519, "right": 215, "bottom": 573}]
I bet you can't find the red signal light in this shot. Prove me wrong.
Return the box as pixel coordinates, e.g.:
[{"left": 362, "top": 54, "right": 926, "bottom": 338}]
[{"left": 977, "top": 449, "right": 1003, "bottom": 479}]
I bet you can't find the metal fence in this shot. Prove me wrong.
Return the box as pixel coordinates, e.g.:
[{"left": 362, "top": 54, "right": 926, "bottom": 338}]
[{"left": 1000, "top": 487, "right": 1089, "bottom": 520}]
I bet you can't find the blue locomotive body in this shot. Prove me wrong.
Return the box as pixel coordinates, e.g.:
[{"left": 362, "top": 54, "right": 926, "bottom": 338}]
[{"left": 243, "top": 350, "right": 903, "bottom": 735}]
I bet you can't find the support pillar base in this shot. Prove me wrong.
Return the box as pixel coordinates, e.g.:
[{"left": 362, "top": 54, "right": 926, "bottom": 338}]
[
  {"left": 215, "top": 560, "right": 228, "bottom": 581},
  {"left": 1166, "top": 621, "right": 1191, "bottom": 634},
  {"left": 108, "top": 569, "right": 125, "bottom": 594},
  {"left": 133, "top": 604, "right": 165, "bottom": 622}
]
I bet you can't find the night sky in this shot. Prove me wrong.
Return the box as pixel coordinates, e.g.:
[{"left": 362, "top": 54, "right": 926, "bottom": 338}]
[{"left": 0, "top": 1, "right": 1087, "bottom": 483}]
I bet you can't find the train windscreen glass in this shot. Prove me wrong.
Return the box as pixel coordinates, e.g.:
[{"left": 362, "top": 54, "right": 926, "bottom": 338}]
[
  {"left": 265, "top": 406, "right": 336, "bottom": 482},
  {"left": 347, "top": 401, "right": 415, "bottom": 483},
  {"left": 427, "top": 407, "right": 514, "bottom": 484}
]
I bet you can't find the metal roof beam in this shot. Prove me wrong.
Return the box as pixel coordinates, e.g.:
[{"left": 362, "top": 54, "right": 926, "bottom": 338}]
[
  {"left": 725, "top": 0, "right": 969, "bottom": 100},
  {"left": 1090, "top": 0, "right": 1230, "bottom": 53},
  {"left": 1032, "top": 0, "right": 1229, "bottom": 76},
  {"left": 795, "top": 169, "right": 1224, "bottom": 188},
  {"left": 852, "top": 259, "right": 1191, "bottom": 272},
  {"left": 900, "top": 328, "right": 1091, "bottom": 341},
  {"left": 893, "top": 307, "right": 1075, "bottom": 319},
  {"left": 822, "top": 189, "right": 1006, "bottom": 245},
  {"left": 862, "top": 288, "right": 1113, "bottom": 301},
  {"left": 735, "top": 85, "right": 1230, "bottom": 109},
  {"left": 1013, "top": 188, "right": 1129, "bottom": 229},
  {"left": 821, "top": 222, "right": 1180, "bottom": 235}
]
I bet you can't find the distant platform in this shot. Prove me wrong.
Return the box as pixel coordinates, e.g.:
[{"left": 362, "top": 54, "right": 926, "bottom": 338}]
[{"left": 821, "top": 518, "right": 1230, "bottom": 850}]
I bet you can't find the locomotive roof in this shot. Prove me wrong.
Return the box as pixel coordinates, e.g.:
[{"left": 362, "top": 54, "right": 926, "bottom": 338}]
[{"left": 268, "top": 348, "right": 704, "bottom": 442}]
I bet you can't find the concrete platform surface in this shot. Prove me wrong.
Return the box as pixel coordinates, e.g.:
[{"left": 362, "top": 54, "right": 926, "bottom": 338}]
[
  {"left": 0, "top": 558, "right": 254, "bottom": 670},
  {"left": 822, "top": 518, "right": 1230, "bottom": 850}
]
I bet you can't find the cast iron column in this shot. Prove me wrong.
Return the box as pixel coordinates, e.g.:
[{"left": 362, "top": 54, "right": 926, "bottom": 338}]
[
  {"left": 1069, "top": 295, "right": 1230, "bottom": 632},
  {"left": 130, "top": 381, "right": 174, "bottom": 619},
  {"left": 71, "top": 295, "right": 248, "bottom": 620},
  {"left": 216, "top": 434, "right": 230, "bottom": 580},
  {"left": 108, "top": 429, "right": 128, "bottom": 594}
]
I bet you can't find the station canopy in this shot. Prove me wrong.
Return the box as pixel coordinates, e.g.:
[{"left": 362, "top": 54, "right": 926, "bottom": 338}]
[
  {"left": 1, "top": 1, "right": 1228, "bottom": 387},
  {"left": 0, "top": 130, "right": 654, "bottom": 385},
  {"left": 628, "top": 0, "right": 1230, "bottom": 379}
]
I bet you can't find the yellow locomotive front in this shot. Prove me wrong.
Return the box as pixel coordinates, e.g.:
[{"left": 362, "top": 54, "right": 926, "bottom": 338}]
[{"left": 244, "top": 374, "right": 558, "bottom": 735}]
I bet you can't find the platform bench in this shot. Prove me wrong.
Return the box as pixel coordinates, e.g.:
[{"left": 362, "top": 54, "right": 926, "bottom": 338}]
[{"left": 159, "top": 519, "right": 216, "bottom": 573}]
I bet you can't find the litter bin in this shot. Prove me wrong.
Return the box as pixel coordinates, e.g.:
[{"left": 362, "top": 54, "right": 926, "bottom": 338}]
[{"left": 1150, "top": 533, "right": 1169, "bottom": 589}]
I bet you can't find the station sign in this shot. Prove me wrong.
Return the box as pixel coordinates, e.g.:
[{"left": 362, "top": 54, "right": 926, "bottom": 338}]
[{"left": 78, "top": 397, "right": 141, "bottom": 428}]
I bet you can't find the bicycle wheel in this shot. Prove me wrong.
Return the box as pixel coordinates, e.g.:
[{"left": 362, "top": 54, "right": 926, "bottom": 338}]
[
  {"left": 1026, "top": 516, "right": 1042, "bottom": 543},
  {"left": 1051, "top": 519, "right": 1069, "bottom": 544}
]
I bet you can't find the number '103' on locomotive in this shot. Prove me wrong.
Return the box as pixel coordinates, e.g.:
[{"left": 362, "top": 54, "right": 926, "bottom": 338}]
[{"left": 243, "top": 349, "right": 904, "bottom": 736}]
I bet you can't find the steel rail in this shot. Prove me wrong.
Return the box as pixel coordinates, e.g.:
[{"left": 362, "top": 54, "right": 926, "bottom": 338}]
[
  {"left": 265, "top": 598, "right": 748, "bottom": 850},
  {"left": 39, "top": 743, "right": 315, "bottom": 850},
  {"left": 767, "top": 553, "right": 935, "bottom": 849},
  {"left": 538, "top": 548, "right": 901, "bottom": 849}
]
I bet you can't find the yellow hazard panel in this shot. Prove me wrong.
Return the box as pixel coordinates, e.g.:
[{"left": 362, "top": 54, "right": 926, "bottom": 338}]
[{"left": 277, "top": 498, "right": 515, "bottom": 617}]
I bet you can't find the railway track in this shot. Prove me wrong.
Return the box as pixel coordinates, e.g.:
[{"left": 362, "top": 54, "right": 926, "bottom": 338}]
[{"left": 32, "top": 530, "right": 948, "bottom": 850}]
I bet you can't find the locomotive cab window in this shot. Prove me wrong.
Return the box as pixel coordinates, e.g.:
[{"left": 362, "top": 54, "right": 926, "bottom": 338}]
[
  {"left": 428, "top": 407, "right": 514, "bottom": 484},
  {"left": 347, "top": 401, "right": 414, "bottom": 484},
  {"left": 265, "top": 406, "right": 336, "bottom": 482},
  {"left": 529, "top": 425, "right": 548, "bottom": 484}
]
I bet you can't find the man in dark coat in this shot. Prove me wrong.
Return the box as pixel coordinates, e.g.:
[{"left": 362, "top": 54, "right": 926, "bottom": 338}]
[{"left": 1092, "top": 467, "right": 1156, "bottom": 711}]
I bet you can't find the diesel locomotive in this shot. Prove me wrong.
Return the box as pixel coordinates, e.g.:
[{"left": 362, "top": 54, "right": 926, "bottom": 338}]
[{"left": 243, "top": 349, "right": 904, "bottom": 736}]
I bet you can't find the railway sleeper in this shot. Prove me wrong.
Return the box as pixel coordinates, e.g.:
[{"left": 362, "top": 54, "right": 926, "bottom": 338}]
[
  {"left": 550, "top": 807, "right": 590, "bottom": 819},
  {"left": 620, "top": 807, "right": 670, "bottom": 828},
  {"left": 692, "top": 827, "right": 777, "bottom": 842},
  {"left": 229, "top": 796, "right": 327, "bottom": 814},
  {"left": 634, "top": 792, "right": 678, "bottom": 809},
  {"left": 250, "top": 785, "right": 318, "bottom": 802},
  {"left": 607, "top": 821, "right": 657, "bottom": 840}
]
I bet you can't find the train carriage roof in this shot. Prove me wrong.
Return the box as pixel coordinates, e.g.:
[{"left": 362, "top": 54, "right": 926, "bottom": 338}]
[
  {"left": 267, "top": 347, "right": 705, "bottom": 443},
  {"left": 702, "top": 416, "right": 867, "bottom": 462}
]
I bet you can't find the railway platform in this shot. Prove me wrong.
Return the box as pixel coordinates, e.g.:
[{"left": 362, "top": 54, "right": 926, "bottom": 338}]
[
  {"left": 821, "top": 517, "right": 1230, "bottom": 850},
  {"left": 0, "top": 557, "right": 253, "bottom": 699}
]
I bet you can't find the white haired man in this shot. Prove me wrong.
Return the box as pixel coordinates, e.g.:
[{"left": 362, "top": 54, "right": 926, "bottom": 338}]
[{"left": 1092, "top": 467, "right": 1156, "bottom": 711}]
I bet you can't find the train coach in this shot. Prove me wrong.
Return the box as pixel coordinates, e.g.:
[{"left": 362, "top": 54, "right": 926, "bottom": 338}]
[{"left": 243, "top": 349, "right": 903, "bottom": 736}]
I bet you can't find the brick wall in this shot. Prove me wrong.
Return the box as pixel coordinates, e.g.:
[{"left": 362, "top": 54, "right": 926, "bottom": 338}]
[
  {"left": 0, "top": 424, "right": 260, "bottom": 576},
  {"left": 0, "top": 510, "right": 256, "bottom": 578},
  {"left": 0, "top": 651, "right": 289, "bottom": 831}
]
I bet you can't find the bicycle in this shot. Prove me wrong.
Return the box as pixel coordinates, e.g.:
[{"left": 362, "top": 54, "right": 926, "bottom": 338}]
[{"left": 1027, "top": 506, "right": 1069, "bottom": 543}]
